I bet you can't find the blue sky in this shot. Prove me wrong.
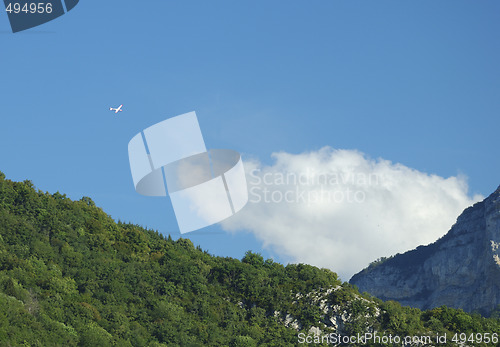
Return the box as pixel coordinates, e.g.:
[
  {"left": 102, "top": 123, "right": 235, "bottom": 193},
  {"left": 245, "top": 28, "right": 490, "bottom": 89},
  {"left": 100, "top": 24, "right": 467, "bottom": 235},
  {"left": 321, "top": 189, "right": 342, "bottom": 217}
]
[{"left": 1, "top": 1, "right": 499, "bottom": 278}]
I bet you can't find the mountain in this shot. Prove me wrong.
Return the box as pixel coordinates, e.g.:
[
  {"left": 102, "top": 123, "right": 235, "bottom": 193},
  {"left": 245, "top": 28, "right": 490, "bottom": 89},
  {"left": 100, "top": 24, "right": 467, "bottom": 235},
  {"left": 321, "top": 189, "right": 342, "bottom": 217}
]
[
  {"left": 351, "top": 185, "right": 500, "bottom": 317},
  {"left": 1, "top": 170, "right": 500, "bottom": 346}
]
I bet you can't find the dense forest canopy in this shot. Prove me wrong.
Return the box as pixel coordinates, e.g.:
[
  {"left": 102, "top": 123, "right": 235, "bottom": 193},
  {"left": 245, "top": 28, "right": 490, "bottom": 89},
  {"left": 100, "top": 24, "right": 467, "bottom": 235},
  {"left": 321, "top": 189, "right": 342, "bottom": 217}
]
[{"left": 0, "top": 171, "right": 499, "bottom": 346}]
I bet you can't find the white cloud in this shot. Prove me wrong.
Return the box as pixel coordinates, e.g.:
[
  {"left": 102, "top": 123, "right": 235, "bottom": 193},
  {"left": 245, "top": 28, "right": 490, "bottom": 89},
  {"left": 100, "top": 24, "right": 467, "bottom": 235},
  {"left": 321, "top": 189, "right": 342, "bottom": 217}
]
[{"left": 221, "top": 147, "right": 482, "bottom": 281}]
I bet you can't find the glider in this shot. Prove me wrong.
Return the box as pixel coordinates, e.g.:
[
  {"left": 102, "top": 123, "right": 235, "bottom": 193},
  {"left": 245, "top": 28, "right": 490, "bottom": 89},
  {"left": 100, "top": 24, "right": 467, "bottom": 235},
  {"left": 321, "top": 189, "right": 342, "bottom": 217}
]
[{"left": 110, "top": 105, "right": 123, "bottom": 114}]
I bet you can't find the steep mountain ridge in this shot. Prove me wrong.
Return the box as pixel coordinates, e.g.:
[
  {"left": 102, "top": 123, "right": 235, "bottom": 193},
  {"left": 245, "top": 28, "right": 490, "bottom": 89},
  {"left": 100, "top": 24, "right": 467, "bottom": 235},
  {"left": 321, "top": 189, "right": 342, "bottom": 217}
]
[{"left": 351, "top": 186, "right": 500, "bottom": 316}]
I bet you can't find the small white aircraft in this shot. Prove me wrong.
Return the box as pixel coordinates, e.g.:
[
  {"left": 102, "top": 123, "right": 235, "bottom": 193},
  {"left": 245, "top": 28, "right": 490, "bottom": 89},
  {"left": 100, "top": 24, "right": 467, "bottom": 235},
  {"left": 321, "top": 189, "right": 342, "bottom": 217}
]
[{"left": 110, "top": 105, "right": 123, "bottom": 113}]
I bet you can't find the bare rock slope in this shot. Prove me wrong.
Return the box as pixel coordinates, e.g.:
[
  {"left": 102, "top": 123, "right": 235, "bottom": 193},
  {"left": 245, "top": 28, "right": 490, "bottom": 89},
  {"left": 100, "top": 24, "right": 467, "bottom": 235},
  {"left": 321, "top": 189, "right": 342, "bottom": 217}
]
[{"left": 350, "top": 186, "right": 500, "bottom": 316}]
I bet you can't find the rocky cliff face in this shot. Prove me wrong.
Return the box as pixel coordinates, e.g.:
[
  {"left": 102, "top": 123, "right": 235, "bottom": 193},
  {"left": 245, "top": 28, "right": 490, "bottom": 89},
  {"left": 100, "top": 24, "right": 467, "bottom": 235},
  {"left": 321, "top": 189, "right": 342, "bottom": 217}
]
[{"left": 350, "top": 186, "right": 500, "bottom": 316}]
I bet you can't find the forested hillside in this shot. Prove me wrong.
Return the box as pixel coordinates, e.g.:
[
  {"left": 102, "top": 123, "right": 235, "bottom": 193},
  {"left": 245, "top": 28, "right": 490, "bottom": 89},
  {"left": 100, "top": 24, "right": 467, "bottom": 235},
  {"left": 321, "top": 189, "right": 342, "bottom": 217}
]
[{"left": 1, "top": 171, "right": 500, "bottom": 346}]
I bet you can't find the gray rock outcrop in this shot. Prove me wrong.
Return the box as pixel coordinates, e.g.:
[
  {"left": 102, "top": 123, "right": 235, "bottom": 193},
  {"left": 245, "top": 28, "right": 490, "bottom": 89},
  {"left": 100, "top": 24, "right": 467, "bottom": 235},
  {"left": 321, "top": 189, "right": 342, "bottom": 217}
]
[{"left": 350, "top": 186, "right": 500, "bottom": 316}]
